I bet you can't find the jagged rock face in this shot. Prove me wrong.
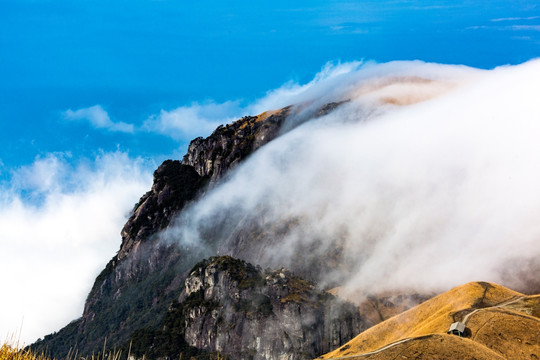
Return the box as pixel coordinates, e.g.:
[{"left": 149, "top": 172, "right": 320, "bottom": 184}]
[
  {"left": 118, "top": 160, "right": 207, "bottom": 260},
  {"left": 180, "top": 102, "right": 346, "bottom": 185},
  {"left": 182, "top": 107, "right": 290, "bottom": 183},
  {"left": 179, "top": 256, "right": 366, "bottom": 360},
  {"left": 31, "top": 103, "right": 354, "bottom": 359},
  {"left": 117, "top": 107, "right": 291, "bottom": 265}
]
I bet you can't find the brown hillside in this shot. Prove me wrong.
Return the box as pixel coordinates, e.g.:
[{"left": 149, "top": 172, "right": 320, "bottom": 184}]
[
  {"left": 319, "top": 281, "right": 538, "bottom": 359},
  {"left": 467, "top": 308, "right": 540, "bottom": 358},
  {"left": 330, "top": 334, "right": 505, "bottom": 360}
]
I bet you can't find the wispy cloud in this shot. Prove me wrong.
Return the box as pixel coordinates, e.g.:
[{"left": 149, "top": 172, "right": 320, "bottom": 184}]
[
  {"left": 510, "top": 25, "right": 540, "bottom": 31},
  {"left": 247, "top": 60, "right": 364, "bottom": 115},
  {"left": 467, "top": 14, "right": 540, "bottom": 33},
  {"left": 64, "top": 105, "right": 135, "bottom": 133},
  {"left": 329, "top": 23, "right": 369, "bottom": 35},
  {"left": 0, "top": 152, "right": 152, "bottom": 344},
  {"left": 467, "top": 23, "right": 540, "bottom": 32},
  {"left": 491, "top": 16, "right": 540, "bottom": 22},
  {"left": 466, "top": 25, "right": 489, "bottom": 30}
]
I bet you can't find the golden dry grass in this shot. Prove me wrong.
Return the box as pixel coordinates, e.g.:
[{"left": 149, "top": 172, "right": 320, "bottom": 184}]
[
  {"left": 0, "top": 344, "right": 51, "bottom": 360},
  {"left": 255, "top": 109, "right": 282, "bottom": 122},
  {"left": 467, "top": 308, "right": 540, "bottom": 358},
  {"left": 234, "top": 108, "right": 283, "bottom": 132},
  {"left": 320, "top": 281, "right": 524, "bottom": 359},
  {"left": 358, "top": 334, "right": 505, "bottom": 360}
]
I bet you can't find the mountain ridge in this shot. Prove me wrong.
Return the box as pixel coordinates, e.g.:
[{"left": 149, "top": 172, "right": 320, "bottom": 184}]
[{"left": 30, "top": 102, "right": 359, "bottom": 359}]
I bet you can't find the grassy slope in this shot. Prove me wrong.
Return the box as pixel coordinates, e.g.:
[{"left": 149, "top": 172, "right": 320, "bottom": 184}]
[
  {"left": 319, "top": 281, "right": 540, "bottom": 359},
  {"left": 467, "top": 308, "right": 540, "bottom": 358},
  {"left": 361, "top": 334, "right": 505, "bottom": 360}
]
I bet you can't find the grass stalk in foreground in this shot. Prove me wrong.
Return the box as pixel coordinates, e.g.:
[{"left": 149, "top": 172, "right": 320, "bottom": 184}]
[{"left": 0, "top": 343, "right": 51, "bottom": 360}]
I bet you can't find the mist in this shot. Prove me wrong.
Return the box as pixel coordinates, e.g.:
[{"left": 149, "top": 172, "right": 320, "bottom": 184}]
[
  {"left": 166, "top": 59, "right": 540, "bottom": 296},
  {"left": 0, "top": 152, "right": 152, "bottom": 345}
]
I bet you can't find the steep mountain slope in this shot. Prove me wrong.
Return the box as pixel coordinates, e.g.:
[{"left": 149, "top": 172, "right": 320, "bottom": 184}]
[
  {"left": 30, "top": 103, "right": 355, "bottom": 358},
  {"left": 319, "top": 282, "right": 540, "bottom": 359}
]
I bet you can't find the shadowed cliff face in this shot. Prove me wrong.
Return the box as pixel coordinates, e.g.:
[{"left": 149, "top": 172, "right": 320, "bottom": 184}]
[
  {"left": 30, "top": 103, "right": 337, "bottom": 358},
  {"left": 117, "top": 161, "right": 207, "bottom": 261},
  {"left": 119, "top": 106, "right": 293, "bottom": 262},
  {"left": 181, "top": 256, "right": 365, "bottom": 360},
  {"left": 79, "top": 108, "right": 295, "bottom": 355}
]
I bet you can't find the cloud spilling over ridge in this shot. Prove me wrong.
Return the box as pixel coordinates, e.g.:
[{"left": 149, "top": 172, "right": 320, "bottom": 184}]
[
  {"left": 0, "top": 152, "right": 152, "bottom": 345},
  {"left": 143, "top": 60, "right": 478, "bottom": 141},
  {"left": 62, "top": 61, "right": 476, "bottom": 143},
  {"left": 141, "top": 62, "right": 368, "bottom": 140},
  {"left": 167, "top": 59, "right": 540, "bottom": 296}
]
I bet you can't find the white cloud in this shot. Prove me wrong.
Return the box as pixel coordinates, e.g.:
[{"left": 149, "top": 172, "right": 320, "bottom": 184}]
[
  {"left": 64, "top": 105, "right": 135, "bottom": 133},
  {"left": 143, "top": 101, "right": 242, "bottom": 140},
  {"left": 166, "top": 59, "right": 540, "bottom": 298},
  {"left": 9, "top": 58, "right": 540, "bottom": 345},
  {"left": 0, "top": 152, "right": 153, "bottom": 345},
  {"left": 249, "top": 60, "right": 364, "bottom": 114}
]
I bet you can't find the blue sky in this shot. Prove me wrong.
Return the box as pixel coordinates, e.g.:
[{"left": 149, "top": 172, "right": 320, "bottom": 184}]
[
  {"left": 1, "top": 0, "right": 540, "bottom": 345},
  {"left": 1, "top": 0, "right": 540, "bottom": 170}
]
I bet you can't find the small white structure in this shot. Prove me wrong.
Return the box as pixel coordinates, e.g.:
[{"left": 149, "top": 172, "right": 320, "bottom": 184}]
[{"left": 447, "top": 322, "right": 466, "bottom": 337}]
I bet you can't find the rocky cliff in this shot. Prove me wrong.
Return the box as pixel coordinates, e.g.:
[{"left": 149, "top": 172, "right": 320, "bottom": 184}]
[
  {"left": 182, "top": 107, "right": 290, "bottom": 184},
  {"left": 117, "top": 160, "right": 207, "bottom": 261},
  {"left": 180, "top": 256, "right": 365, "bottom": 359},
  {"left": 128, "top": 256, "right": 366, "bottom": 360},
  {"left": 31, "top": 102, "right": 354, "bottom": 358}
]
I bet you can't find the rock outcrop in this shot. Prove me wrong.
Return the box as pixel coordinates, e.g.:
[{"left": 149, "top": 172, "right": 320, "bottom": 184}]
[
  {"left": 130, "top": 256, "right": 366, "bottom": 360},
  {"left": 182, "top": 107, "right": 290, "bottom": 183}
]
